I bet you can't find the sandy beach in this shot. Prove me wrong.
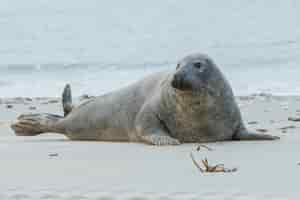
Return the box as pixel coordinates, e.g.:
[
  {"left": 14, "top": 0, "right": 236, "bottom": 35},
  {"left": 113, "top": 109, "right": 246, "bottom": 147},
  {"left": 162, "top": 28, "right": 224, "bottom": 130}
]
[
  {"left": 0, "top": 94, "right": 299, "bottom": 199},
  {"left": 0, "top": 0, "right": 298, "bottom": 199}
]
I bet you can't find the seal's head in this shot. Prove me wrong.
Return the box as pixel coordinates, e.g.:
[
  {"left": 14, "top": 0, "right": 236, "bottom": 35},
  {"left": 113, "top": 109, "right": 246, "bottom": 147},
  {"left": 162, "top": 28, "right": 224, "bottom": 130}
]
[{"left": 171, "top": 53, "right": 224, "bottom": 95}]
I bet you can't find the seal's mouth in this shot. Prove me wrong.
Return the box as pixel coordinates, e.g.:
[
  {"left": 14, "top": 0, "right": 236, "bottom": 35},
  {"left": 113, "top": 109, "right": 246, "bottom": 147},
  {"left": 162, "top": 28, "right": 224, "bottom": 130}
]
[
  {"left": 170, "top": 74, "right": 216, "bottom": 96},
  {"left": 171, "top": 81, "right": 215, "bottom": 97}
]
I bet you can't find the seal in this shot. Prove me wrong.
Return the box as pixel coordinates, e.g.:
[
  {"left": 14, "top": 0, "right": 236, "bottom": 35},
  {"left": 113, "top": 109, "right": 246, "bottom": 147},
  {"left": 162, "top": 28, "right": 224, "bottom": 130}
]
[{"left": 11, "top": 53, "right": 279, "bottom": 145}]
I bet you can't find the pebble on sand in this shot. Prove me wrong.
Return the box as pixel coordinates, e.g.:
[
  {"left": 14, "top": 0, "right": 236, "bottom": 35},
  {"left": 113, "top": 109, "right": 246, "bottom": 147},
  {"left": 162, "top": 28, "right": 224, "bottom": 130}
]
[
  {"left": 256, "top": 128, "right": 268, "bottom": 133},
  {"left": 29, "top": 106, "right": 36, "bottom": 110},
  {"left": 6, "top": 104, "right": 13, "bottom": 109}
]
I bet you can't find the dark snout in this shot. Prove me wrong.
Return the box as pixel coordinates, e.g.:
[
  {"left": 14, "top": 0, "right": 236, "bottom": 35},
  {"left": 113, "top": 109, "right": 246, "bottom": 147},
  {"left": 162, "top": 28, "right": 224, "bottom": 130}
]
[{"left": 171, "top": 73, "right": 192, "bottom": 91}]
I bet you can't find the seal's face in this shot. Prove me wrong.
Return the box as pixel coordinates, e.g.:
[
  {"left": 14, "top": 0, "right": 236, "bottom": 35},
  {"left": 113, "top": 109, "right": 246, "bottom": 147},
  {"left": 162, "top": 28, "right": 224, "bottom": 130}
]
[{"left": 171, "top": 53, "right": 222, "bottom": 94}]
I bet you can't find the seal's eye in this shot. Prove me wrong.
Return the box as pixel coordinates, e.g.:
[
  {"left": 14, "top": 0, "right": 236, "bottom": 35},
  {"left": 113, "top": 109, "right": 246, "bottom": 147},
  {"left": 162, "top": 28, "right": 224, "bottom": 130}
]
[{"left": 193, "top": 62, "right": 202, "bottom": 69}]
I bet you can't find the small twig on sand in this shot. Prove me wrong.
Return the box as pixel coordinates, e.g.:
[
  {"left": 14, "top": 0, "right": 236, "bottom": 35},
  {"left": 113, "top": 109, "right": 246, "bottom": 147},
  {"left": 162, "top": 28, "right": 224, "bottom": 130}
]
[
  {"left": 48, "top": 153, "right": 59, "bottom": 157},
  {"left": 288, "top": 117, "right": 300, "bottom": 122},
  {"left": 248, "top": 121, "right": 258, "bottom": 125},
  {"left": 190, "top": 153, "right": 237, "bottom": 173},
  {"left": 279, "top": 125, "right": 296, "bottom": 130},
  {"left": 196, "top": 144, "right": 213, "bottom": 151}
]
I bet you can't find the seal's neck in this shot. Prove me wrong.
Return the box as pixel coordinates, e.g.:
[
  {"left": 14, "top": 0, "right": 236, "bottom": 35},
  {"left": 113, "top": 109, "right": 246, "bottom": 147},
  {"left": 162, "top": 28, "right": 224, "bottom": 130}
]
[{"left": 161, "top": 82, "right": 203, "bottom": 112}]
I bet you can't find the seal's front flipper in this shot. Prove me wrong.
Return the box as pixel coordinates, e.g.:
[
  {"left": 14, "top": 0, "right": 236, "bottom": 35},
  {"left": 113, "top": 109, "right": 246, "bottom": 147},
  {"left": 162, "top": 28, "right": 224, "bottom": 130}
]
[
  {"left": 233, "top": 129, "right": 280, "bottom": 141},
  {"left": 62, "top": 84, "right": 73, "bottom": 116},
  {"left": 11, "top": 113, "right": 63, "bottom": 136},
  {"left": 136, "top": 123, "right": 180, "bottom": 145},
  {"left": 135, "top": 105, "right": 180, "bottom": 145},
  {"left": 141, "top": 133, "right": 180, "bottom": 145}
]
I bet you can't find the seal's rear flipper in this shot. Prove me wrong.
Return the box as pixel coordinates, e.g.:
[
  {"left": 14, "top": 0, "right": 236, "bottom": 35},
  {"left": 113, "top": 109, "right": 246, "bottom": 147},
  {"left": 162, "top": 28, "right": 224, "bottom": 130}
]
[
  {"left": 62, "top": 84, "right": 73, "bottom": 116},
  {"left": 11, "top": 113, "right": 63, "bottom": 136},
  {"left": 233, "top": 129, "right": 280, "bottom": 140}
]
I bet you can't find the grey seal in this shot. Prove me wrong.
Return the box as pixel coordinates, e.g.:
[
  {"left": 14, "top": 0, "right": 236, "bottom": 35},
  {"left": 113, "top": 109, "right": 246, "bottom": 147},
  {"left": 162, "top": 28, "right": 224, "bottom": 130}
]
[{"left": 11, "top": 53, "right": 279, "bottom": 145}]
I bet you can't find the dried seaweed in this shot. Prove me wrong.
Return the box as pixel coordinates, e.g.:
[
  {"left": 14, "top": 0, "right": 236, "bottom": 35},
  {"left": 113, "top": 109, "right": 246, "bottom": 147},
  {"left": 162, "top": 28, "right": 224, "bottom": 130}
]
[
  {"left": 196, "top": 144, "right": 213, "bottom": 151},
  {"left": 190, "top": 153, "right": 237, "bottom": 173}
]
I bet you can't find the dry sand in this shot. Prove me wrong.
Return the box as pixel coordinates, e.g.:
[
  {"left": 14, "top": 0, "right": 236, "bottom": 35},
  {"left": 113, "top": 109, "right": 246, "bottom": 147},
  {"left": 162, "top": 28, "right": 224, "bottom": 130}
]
[{"left": 0, "top": 95, "right": 300, "bottom": 199}]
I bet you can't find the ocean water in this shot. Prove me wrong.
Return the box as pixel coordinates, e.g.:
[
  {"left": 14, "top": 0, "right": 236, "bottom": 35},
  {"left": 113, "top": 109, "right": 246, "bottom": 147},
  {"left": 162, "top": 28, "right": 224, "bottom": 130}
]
[{"left": 0, "top": 0, "right": 299, "bottom": 97}]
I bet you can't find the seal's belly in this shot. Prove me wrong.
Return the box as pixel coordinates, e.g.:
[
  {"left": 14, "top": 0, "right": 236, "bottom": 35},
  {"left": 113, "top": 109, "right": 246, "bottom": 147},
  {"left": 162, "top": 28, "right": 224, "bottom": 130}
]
[
  {"left": 167, "top": 109, "right": 240, "bottom": 143},
  {"left": 173, "top": 120, "right": 236, "bottom": 142}
]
